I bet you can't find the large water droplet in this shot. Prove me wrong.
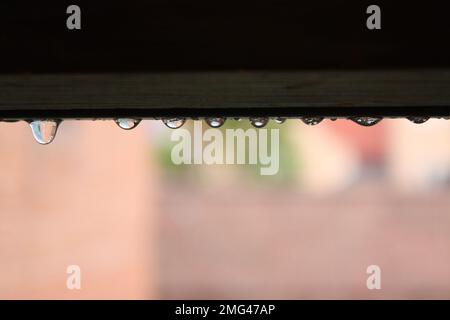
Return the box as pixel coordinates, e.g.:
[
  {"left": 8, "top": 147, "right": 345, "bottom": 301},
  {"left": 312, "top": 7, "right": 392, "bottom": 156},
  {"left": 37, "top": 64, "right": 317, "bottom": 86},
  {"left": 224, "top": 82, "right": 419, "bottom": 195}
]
[
  {"left": 115, "top": 118, "right": 141, "bottom": 130},
  {"left": 29, "top": 120, "right": 60, "bottom": 145},
  {"left": 205, "top": 117, "right": 226, "bottom": 128},
  {"left": 250, "top": 117, "right": 269, "bottom": 128},
  {"left": 163, "top": 118, "right": 186, "bottom": 129},
  {"left": 407, "top": 117, "right": 429, "bottom": 124},
  {"left": 301, "top": 117, "right": 323, "bottom": 126},
  {"left": 275, "top": 117, "right": 286, "bottom": 124},
  {"left": 350, "top": 117, "right": 382, "bottom": 127}
]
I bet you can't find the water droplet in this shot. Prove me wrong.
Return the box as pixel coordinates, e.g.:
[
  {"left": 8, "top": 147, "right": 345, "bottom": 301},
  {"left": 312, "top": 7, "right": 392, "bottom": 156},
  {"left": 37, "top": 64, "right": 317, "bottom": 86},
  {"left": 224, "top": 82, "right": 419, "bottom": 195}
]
[
  {"left": 407, "top": 117, "right": 429, "bottom": 124},
  {"left": 115, "top": 118, "right": 141, "bottom": 130},
  {"left": 250, "top": 117, "right": 269, "bottom": 128},
  {"left": 205, "top": 117, "right": 226, "bottom": 128},
  {"left": 350, "top": 117, "right": 382, "bottom": 127},
  {"left": 330, "top": 117, "right": 338, "bottom": 121},
  {"left": 301, "top": 117, "right": 323, "bottom": 126},
  {"left": 163, "top": 118, "right": 186, "bottom": 129},
  {"left": 234, "top": 118, "right": 242, "bottom": 122},
  {"left": 275, "top": 117, "right": 286, "bottom": 124},
  {"left": 29, "top": 120, "right": 60, "bottom": 145}
]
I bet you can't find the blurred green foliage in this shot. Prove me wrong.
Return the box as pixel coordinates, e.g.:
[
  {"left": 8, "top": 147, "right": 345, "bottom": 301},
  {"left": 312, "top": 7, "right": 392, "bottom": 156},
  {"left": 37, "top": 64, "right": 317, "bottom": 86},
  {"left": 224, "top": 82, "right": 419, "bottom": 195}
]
[{"left": 155, "top": 119, "right": 299, "bottom": 185}]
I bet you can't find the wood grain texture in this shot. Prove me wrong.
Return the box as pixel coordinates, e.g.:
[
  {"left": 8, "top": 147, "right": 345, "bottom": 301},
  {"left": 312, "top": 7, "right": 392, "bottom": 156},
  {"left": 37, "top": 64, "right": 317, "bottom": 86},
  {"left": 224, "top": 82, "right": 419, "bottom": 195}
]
[{"left": 0, "top": 71, "right": 449, "bottom": 119}]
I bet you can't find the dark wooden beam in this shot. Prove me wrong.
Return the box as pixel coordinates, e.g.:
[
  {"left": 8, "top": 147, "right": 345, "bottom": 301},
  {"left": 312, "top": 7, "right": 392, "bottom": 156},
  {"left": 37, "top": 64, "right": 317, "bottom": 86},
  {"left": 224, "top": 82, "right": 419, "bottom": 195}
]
[{"left": 0, "top": 71, "right": 449, "bottom": 119}]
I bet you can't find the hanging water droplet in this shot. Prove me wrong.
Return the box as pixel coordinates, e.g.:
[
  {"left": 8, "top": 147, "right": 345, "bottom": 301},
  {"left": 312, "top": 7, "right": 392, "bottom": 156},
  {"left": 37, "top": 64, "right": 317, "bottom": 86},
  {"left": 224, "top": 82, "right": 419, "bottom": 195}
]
[
  {"left": 234, "top": 118, "right": 242, "bottom": 122},
  {"left": 250, "top": 117, "right": 269, "bottom": 128},
  {"left": 275, "top": 117, "right": 286, "bottom": 124},
  {"left": 205, "top": 117, "right": 226, "bottom": 128},
  {"left": 407, "top": 117, "right": 429, "bottom": 124},
  {"left": 29, "top": 120, "right": 61, "bottom": 145},
  {"left": 301, "top": 117, "right": 323, "bottom": 126},
  {"left": 115, "top": 118, "right": 141, "bottom": 130},
  {"left": 163, "top": 118, "right": 186, "bottom": 129},
  {"left": 350, "top": 117, "right": 382, "bottom": 127},
  {"left": 330, "top": 117, "right": 338, "bottom": 121}
]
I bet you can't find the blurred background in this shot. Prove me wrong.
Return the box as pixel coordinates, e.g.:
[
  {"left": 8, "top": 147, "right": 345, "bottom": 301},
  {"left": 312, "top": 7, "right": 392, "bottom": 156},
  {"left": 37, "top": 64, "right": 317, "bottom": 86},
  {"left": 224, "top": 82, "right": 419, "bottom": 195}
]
[{"left": 0, "top": 118, "right": 449, "bottom": 299}]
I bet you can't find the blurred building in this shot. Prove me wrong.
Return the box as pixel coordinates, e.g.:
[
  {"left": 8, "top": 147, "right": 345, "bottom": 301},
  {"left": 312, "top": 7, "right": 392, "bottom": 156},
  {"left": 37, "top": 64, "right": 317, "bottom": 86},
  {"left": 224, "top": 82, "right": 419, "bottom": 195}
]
[
  {"left": 0, "top": 119, "right": 449, "bottom": 299},
  {"left": 0, "top": 121, "right": 158, "bottom": 299}
]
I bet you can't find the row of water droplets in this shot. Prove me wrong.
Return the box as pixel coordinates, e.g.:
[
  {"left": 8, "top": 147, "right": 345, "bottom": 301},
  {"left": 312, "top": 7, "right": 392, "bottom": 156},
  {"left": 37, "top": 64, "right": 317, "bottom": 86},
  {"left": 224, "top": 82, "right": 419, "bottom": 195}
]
[
  {"left": 26, "top": 116, "right": 432, "bottom": 145},
  {"left": 162, "top": 116, "right": 386, "bottom": 128}
]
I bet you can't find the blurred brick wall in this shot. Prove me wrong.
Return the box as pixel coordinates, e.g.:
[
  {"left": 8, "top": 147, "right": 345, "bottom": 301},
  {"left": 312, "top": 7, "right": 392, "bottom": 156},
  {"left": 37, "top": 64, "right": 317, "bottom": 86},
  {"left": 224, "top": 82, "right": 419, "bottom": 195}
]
[
  {"left": 0, "top": 121, "right": 157, "bottom": 299},
  {"left": 158, "top": 120, "right": 450, "bottom": 299},
  {"left": 159, "top": 182, "right": 450, "bottom": 299}
]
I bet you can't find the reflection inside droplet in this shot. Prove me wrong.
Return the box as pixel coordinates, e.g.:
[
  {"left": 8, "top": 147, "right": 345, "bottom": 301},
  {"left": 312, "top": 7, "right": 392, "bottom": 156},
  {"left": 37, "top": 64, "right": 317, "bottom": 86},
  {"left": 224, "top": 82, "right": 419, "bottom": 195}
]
[
  {"left": 250, "top": 117, "right": 269, "bottom": 128},
  {"left": 407, "top": 117, "right": 429, "bottom": 124},
  {"left": 205, "top": 117, "right": 226, "bottom": 128},
  {"left": 115, "top": 118, "right": 142, "bottom": 130},
  {"left": 301, "top": 117, "right": 323, "bottom": 126},
  {"left": 350, "top": 117, "right": 383, "bottom": 127},
  {"left": 163, "top": 118, "right": 186, "bottom": 129},
  {"left": 29, "top": 120, "right": 61, "bottom": 145}
]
